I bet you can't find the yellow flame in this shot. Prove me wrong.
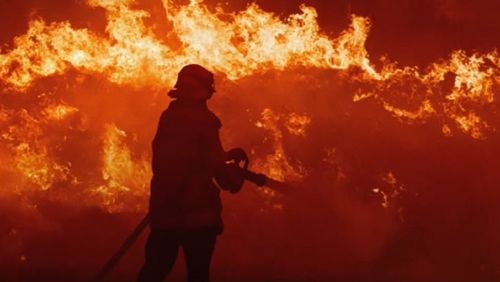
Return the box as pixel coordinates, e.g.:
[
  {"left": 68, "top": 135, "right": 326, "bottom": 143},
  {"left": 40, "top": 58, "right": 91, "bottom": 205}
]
[
  {"left": 164, "top": 0, "right": 375, "bottom": 77},
  {"left": 1, "top": 110, "right": 72, "bottom": 191},
  {"left": 364, "top": 49, "right": 499, "bottom": 138},
  {"left": 254, "top": 109, "right": 304, "bottom": 182},
  {"left": 382, "top": 100, "right": 436, "bottom": 123},
  {"left": 93, "top": 123, "right": 150, "bottom": 212},
  {"left": 285, "top": 113, "right": 311, "bottom": 136},
  {"left": 0, "top": 0, "right": 498, "bottom": 213},
  {"left": 0, "top": 0, "right": 497, "bottom": 139},
  {"left": 447, "top": 112, "right": 489, "bottom": 140},
  {"left": 43, "top": 103, "right": 79, "bottom": 121},
  {"left": 0, "top": 0, "right": 376, "bottom": 91}
]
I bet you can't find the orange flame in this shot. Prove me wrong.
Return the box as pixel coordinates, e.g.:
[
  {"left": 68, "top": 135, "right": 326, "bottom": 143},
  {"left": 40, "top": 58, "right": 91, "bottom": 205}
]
[
  {"left": 0, "top": 0, "right": 498, "bottom": 212},
  {"left": 93, "top": 123, "right": 150, "bottom": 212}
]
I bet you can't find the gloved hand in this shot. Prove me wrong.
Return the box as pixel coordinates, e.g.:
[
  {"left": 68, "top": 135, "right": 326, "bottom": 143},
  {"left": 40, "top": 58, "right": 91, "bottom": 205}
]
[{"left": 226, "top": 147, "right": 248, "bottom": 166}]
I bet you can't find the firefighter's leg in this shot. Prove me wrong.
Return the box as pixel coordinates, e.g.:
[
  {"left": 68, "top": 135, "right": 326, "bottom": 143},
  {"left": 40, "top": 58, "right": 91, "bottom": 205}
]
[
  {"left": 137, "top": 229, "right": 179, "bottom": 282},
  {"left": 182, "top": 228, "right": 218, "bottom": 282}
]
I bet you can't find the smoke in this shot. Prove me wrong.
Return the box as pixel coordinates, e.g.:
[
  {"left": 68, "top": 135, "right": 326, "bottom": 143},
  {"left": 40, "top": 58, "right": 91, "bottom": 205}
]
[
  {"left": 0, "top": 1, "right": 499, "bottom": 282},
  {"left": 212, "top": 69, "right": 500, "bottom": 281}
]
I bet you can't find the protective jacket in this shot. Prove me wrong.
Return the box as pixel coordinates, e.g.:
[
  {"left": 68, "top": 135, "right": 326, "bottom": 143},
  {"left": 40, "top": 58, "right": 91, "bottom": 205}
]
[{"left": 149, "top": 99, "right": 225, "bottom": 230}]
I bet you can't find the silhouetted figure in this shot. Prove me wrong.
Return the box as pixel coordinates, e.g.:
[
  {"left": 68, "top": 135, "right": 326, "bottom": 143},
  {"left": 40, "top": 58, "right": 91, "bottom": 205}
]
[{"left": 137, "top": 64, "right": 247, "bottom": 282}]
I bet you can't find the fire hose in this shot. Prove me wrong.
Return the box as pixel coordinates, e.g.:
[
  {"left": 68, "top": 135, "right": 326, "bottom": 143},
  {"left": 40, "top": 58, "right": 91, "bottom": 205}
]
[{"left": 91, "top": 165, "right": 291, "bottom": 281}]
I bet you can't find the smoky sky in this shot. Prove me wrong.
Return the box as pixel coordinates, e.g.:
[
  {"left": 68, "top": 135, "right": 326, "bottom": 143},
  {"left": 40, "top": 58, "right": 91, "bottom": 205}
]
[{"left": 1, "top": 0, "right": 498, "bottom": 67}]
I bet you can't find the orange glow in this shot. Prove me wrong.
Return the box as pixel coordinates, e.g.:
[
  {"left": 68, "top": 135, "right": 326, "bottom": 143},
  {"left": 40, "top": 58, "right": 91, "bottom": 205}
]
[
  {"left": 0, "top": 1, "right": 499, "bottom": 281},
  {"left": 93, "top": 123, "right": 150, "bottom": 212},
  {"left": 254, "top": 108, "right": 304, "bottom": 183},
  {"left": 0, "top": 0, "right": 498, "bottom": 211}
]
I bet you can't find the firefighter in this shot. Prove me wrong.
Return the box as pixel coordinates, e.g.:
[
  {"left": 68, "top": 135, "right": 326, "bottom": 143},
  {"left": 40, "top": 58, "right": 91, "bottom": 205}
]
[{"left": 137, "top": 64, "right": 247, "bottom": 282}]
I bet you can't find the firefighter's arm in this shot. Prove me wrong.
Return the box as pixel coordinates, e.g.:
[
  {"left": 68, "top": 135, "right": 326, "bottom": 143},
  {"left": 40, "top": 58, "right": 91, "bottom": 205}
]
[{"left": 203, "top": 127, "right": 248, "bottom": 171}]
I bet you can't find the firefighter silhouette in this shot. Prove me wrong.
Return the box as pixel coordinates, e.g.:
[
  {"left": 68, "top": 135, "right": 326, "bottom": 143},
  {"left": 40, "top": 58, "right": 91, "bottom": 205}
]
[{"left": 137, "top": 64, "right": 248, "bottom": 282}]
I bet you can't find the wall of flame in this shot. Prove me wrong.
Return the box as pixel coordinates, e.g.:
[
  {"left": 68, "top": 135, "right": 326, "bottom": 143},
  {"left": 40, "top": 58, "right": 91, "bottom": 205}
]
[{"left": 0, "top": 0, "right": 499, "bottom": 281}]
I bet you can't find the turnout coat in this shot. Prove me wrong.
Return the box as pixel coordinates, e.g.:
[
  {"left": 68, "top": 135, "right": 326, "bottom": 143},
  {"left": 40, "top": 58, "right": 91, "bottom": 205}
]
[{"left": 149, "top": 99, "right": 225, "bottom": 230}]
